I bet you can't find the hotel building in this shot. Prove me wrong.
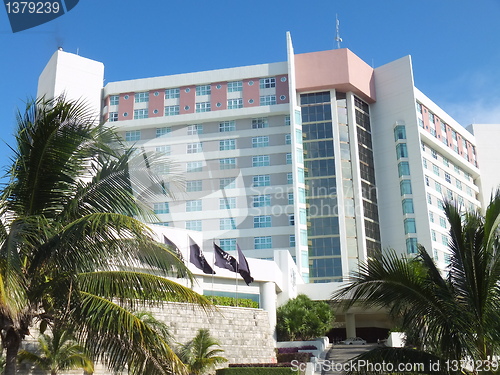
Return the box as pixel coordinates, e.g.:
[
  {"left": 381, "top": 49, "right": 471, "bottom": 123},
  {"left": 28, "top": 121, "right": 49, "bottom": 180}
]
[{"left": 37, "top": 32, "right": 485, "bottom": 287}]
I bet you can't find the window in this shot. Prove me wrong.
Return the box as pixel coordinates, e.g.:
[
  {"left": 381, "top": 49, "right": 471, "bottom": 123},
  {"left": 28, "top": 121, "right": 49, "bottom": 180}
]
[
  {"left": 285, "top": 134, "right": 291, "bottom": 144},
  {"left": 425, "top": 176, "right": 430, "bottom": 186},
  {"left": 431, "top": 149, "right": 438, "bottom": 159},
  {"left": 153, "top": 202, "right": 169, "bottom": 214},
  {"left": 288, "top": 193, "right": 294, "bottom": 205},
  {"left": 227, "top": 81, "right": 242, "bottom": 92},
  {"left": 187, "top": 142, "right": 203, "bottom": 154},
  {"left": 135, "top": 92, "right": 149, "bottom": 103},
  {"left": 253, "top": 175, "right": 270, "bottom": 187},
  {"left": 252, "top": 155, "right": 270, "bottom": 167},
  {"left": 187, "top": 124, "right": 203, "bottom": 135},
  {"left": 433, "top": 165, "right": 440, "bottom": 176},
  {"left": 254, "top": 236, "right": 272, "bottom": 249},
  {"left": 432, "top": 230, "right": 437, "bottom": 241},
  {"left": 220, "top": 238, "right": 236, "bottom": 251},
  {"left": 440, "top": 217, "right": 447, "bottom": 228},
  {"left": 285, "top": 115, "right": 291, "bottom": 126},
  {"left": 125, "top": 130, "right": 141, "bottom": 142},
  {"left": 196, "top": 102, "right": 211, "bottom": 113},
  {"left": 443, "top": 157, "right": 450, "bottom": 167},
  {"left": 220, "top": 218, "right": 236, "bottom": 230},
  {"left": 287, "top": 172, "right": 293, "bottom": 184},
  {"left": 254, "top": 216, "right": 271, "bottom": 228},
  {"left": 396, "top": 143, "right": 408, "bottom": 159},
  {"left": 299, "top": 208, "right": 307, "bottom": 224},
  {"left": 418, "top": 118, "right": 424, "bottom": 128},
  {"left": 133, "top": 109, "right": 148, "bottom": 119},
  {"left": 109, "top": 112, "right": 118, "bottom": 122},
  {"left": 227, "top": 98, "right": 243, "bottom": 109},
  {"left": 428, "top": 193, "right": 433, "bottom": 205},
  {"left": 398, "top": 162, "right": 410, "bottom": 177},
  {"left": 423, "top": 159, "right": 427, "bottom": 169},
  {"left": 156, "top": 127, "right": 171, "bottom": 137},
  {"left": 288, "top": 214, "right": 295, "bottom": 226},
  {"left": 220, "top": 158, "right": 236, "bottom": 169},
  {"left": 186, "top": 220, "right": 202, "bottom": 231},
  {"left": 186, "top": 180, "right": 202, "bottom": 192},
  {"left": 165, "top": 88, "right": 180, "bottom": 99},
  {"left": 404, "top": 218, "right": 416, "bottom": 234},
  {"left": 260, "top": 77, "right": 276, "bottom": 89},
  {"left": 110, "top": 95, "right": 119, "bottom": 105},
  {"left": 165, "top": 105, "right": 180, "bottom": 116},
  {"left": 298, "top": 188, "right": 306, "bottom": 203},
  {"left": 260, "top": 95, "right": 277, "bottom": 106},
  {"left": 252, "top": 118, "right": 268, "bottom": 128},
  {"left": 196, "top": 85, "right": 211, "bottom": 96},
  {"left": 220, "top": 139, "right": 236, "bottom": 151},
  {"left": 220, "top": 178, "right": 236, "bottom": 189},
  {"left": 456, "top": 180, "right": 462, "bottom": 190},
  {"left": 187, "top": 161, "right": 203, "bottom": 172},
  {"left": 441, "top": 234, "right": 449, "bottom": 246},
  {"left": 394, "top": 125, "right": 406, "bottom": 141},
  {"left": 253, "top": 195, "right": 271, "bottom": 207},
  {"left": 437, "top": 199, "right": 444, "bottom": 210},
  {"left": 186, "top": 200, "right": 202, "bottom": 212},
  {"left": 220, "top": 121, "right": 236, "bottom": 132},
  {"left": 406, "top": 238, "right": 418, "bottom": 254},
  {"left": 429, "top": 211, "right": 434, "bottom": 223},
  {"left": 252, "top": 136, "right": 269, "bottom": 148},
  {"left": 219, "top": 197, "right": 236, "bottom": 209},
  {"left": 400, "top": 180, "right": 412, "bottom": 195},
  {"left": 286, "top": 153, "right": 292, "bottom": 164},
  {"left": 289, "top": 235, "right": 296, "bottom": 247},
  {"left": 402, "top": 199, "right": 414, "bottom": 214},
  {"left": 296, "top": 148, "right": 304, "bottom": 164},
  {"left": 435, "top": 181, "right": 442, "bottom": 193},
  {"left": 445, "top": 173, "right": 451, "bottom": 183}
]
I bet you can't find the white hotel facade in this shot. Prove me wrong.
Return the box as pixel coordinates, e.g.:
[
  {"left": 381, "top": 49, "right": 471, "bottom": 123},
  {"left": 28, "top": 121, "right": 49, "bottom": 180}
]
[{"left": 38, "top": 33, "right": 489, "bottom": 291}]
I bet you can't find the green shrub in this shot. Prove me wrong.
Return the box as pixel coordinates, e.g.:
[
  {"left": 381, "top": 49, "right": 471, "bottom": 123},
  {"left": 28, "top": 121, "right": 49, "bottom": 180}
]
[
  {"left": 276, "top": 294, "right": 334, "bottom": 341},
  {"left": 216, "top": 367, "right": 299, "bottom": 375},
  {"left": 206, "top": 295, "right": 259, "bottom": 308}
]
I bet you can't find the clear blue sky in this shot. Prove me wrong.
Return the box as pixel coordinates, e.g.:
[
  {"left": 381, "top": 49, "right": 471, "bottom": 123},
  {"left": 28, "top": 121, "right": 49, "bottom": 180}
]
[{"left": 1, "top": 0, "right": 499, "bottom": 176}]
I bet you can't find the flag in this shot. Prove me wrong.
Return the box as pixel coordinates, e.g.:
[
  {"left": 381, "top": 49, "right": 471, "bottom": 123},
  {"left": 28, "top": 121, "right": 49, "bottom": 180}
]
[
  {"left": 237, "top": 245, "right": 254, "bottom": 285},
  {"left": 214, "top": 243, "right": 239, "bottom": 272},
  {"left": 189, "top": 236, "right": 215, "bottom": 274},
  {"left": 163, "top": 235, "right": 183, "bottom": 261}
]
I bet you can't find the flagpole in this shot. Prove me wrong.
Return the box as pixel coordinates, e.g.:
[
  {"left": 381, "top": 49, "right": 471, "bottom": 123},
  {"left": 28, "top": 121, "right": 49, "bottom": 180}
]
[
  {"left": 211, "top": 240, "right": 215, "bottom": 297},
  {"left": 235, "top": 248, "right": 239, "bottom": 307}
]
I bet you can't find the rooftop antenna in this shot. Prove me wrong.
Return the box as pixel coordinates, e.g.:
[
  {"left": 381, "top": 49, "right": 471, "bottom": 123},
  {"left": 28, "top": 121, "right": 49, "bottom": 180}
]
[{"left": 335, "top": 14, "right": 342, "bottom": 49}]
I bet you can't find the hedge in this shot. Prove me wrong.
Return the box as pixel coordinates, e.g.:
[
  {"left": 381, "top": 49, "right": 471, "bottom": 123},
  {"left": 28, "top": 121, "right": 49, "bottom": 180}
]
[
  {"left": 206, "top": 295, "right": 259, "bottom": 308},
  {"left": 216, "top": 367, "right": 299, "bottom": 375},
  {"left": 276, "top": 352, "right": 311, "bottom": 363}
]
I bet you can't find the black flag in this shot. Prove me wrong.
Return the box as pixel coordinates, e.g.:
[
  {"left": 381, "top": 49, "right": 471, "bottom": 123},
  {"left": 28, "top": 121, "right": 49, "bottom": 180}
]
[
  {"left": 237, "top": 245, "right": 254, "bottom": 285},
  {"left": 189, "top": 236, "right": 215, "bottom": 274},
  {"left": 163, "top": 235, "right": 183, "bottom": 261},
  {"left": 214, "top": 243, "right": 239, "bottom": 272}
]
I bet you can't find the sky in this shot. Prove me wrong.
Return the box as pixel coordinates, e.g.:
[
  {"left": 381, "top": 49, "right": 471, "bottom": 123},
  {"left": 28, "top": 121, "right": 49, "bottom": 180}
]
[{"left": 1, "top": 0, "right": 500, "bottom": 175}]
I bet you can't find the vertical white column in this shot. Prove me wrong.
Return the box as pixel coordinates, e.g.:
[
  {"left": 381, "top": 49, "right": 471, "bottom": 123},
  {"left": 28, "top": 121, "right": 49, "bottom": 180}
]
[
  {"left": 260, "top": 282, "right": 277, "bottom": 340},
  {"left": 345, "top": 313, "right": 356, "bottom": 338}
]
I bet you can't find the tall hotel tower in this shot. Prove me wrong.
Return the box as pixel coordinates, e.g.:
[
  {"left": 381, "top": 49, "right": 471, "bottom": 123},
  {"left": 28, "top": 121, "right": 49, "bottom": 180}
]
[{"left": 37, "top": 33, "right": 483, "bottom": 285}]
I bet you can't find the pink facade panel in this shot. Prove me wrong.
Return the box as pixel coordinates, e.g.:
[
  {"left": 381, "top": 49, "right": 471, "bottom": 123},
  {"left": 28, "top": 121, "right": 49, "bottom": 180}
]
[
  {"left": 118, "top": 92, "right": 134, "bottom": 121},
  {"left": 435, "top": 118, "right": 443, "bottom": 140},
  {"left": 276, "top": 74, "right": 290, "bottom": 104},
  {"left": 149, "top": 90, "right": 164, "bottom": 118},
  {"left": 457, "top": 134, "right": 464, "bottom": 156},
  {"left": 294, "top": 49, "right": 375, "bottom": 103},
  {"left": 467, "top": 142, "right": 474, "bottom": 164},
  {"left": 211, "top": 82, "right": 227, "bottom": 111},
  {"left": 421, "top": 106, "right": 430, "bottom": 130},
  {"left": 243, "top": 79, "right": 259, "bottom": 107},
  {"left": 180, "top": 86, "right": 195, "bottom": 114},
  {"left": 446, "top": 126, "right": 453, "bottom": 148}
]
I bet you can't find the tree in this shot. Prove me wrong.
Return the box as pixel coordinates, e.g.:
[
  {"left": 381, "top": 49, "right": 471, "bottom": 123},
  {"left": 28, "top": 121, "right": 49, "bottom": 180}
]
[
  {"left": 332, "top": 194, "right": 500, "bottom": 374},
  {"left": 0, "top": 97, "right": 209, "bottom": 375},
  {"left": 276, "top": 294, "right": 334, "bottom": 341},
  {"left": 177, "top": 329, "right": 227, "bottom": 375},
  {"left": 18, "top": 328, "right": 93, "bottom": 375}
]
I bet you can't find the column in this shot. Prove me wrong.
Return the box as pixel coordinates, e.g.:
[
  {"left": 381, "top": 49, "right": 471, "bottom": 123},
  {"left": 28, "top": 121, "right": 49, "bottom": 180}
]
[
  {"left": 345, "top": 313, "right": 356, "bottom": 338},
  {"left": 260, "top": 282, "right": 277, "bottom": 339}
]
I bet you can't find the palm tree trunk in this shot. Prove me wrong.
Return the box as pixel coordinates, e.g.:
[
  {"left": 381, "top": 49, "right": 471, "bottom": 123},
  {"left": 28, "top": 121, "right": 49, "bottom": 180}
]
[{"left": 4, "top": 329, "right": 21, "bottom": 375}]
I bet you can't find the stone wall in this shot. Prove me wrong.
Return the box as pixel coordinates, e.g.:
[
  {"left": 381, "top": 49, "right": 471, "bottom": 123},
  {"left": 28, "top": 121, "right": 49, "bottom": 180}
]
[
  {"left": 151, "top": 302, "right": 277, "bottom": 364},
  {"left": 18, "top": 302, "right": 276, "bottom": 374}
]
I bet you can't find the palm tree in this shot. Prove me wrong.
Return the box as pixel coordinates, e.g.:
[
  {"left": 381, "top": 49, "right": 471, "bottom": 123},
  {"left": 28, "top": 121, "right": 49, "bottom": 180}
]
[
  {"left": 0, "top": 96, "right": 209, "bottom": 375},
  {"left": 332, "top": 193, "right": 500, "bottom": 374},
  {"left": 177, "top": 329, "right": 227, "bottom": 375},
  {"left": 18, "top": 328, "right": 93, "bottom": 375}
]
